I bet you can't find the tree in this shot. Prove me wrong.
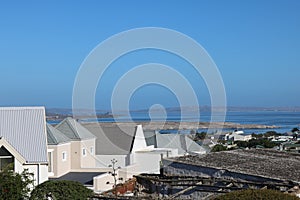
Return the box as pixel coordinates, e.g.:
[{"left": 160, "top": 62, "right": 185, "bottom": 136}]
[
  {"left": 291, "top": 127, "right": 299, "bottom": 133},
  {"left": 30, "top": 180, "right": 93, "bottom": 200},
  {"left": 264, "top": 131, "right": 281, "bottom": 137},
  {"left": 235, "top": 140, "right": 248, "bottom": 148},
  {"left": 211, "top": 144, "right": 227, "bottom": 152},
  {"left": 0, "top": 164, "right": 34, "bottom": 199},
  {"left": 213, "top": 189, "right": 298, "bottom": 200},
  {"left": 194, "top": 132, "right": 207, "bottom": 141}
]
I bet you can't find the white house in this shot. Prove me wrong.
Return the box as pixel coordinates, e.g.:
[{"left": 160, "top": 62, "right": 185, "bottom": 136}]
[
  {"left": 225, "top": 130, "right": 252, "bottom": 141},
  {"left": 47, "top": 119, "right": 207, "bottom": 192},
  {"left": 0, "top": 107, "right": 48, "bottom": 185}
]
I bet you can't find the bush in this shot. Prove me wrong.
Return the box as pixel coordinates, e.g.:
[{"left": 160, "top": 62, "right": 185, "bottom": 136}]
[
  {"left": 211, "top": 144, "right": 227, "bottom": 152},
  {"left": 0, "top": 164, "right": 34, "bottom": 199},
  {"left": 30, "top": 180, "right": 93, "bottom": 200},
  {"left": 213, "top": 189, "right": 298, "bottom": 200}
]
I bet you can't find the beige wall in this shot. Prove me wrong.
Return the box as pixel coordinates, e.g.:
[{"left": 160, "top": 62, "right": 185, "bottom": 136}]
[
  {"left": 47, "top": 138, "right": 96, "bottom": 178},
  {"left": 70, "top": 141, "right": 81, "bottom": 170},
  {"left": 80, "top": 139, "right": 96, "bottom": 169},
  {"left": 48, "top": 143, "right": 71, "bottom": 178}
]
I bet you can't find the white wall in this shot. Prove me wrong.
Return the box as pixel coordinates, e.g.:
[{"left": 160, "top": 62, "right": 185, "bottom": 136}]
[
  {"left": 24, "top": 164, "right": 48, "bottom": 186},
  {"left": 14, "top": 158, "right": 48, "bottom": 186},
  {"left": 133, "top": 152, "right": 162, "bottom": 174},
  {"left": 93, "top": 173, "right": 115, "bottom": 192},
  {"left": 14, "top": 158, "right": 23, "bottom": 174},
  {"left": 39, "top": 164, "right": 49, "bottom": 184},
  {"left": 131, "top": 125, "right": 147, "bottom": 152},
  {"left": 93, "top": 164, "right": 140, "bottom": 193},
  {"left": 118, "top": 164, "right": 140, "bottom": 181},
  {"left": 95, "top": 155, "right": 128, "bottom": 168}
]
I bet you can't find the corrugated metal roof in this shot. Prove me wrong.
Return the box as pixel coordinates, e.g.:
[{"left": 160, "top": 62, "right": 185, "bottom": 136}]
[
  {"left": 0, "top": 107, "right": 48, "bottom": 163},
  {"left": 56, "top": 117, "right": 96, "bottom": 140},
  {"left": 46, "top": 123, "right": 70, "bottom": 145}
]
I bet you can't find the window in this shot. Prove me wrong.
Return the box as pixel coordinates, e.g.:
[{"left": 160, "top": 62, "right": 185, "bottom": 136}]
[
  {"left": 90, "top": 147, "right": 94, "bottom": 155},
  {"left": 0, "top": 147, "right": 14, "bottom": 171},
  {"left": 82, "top": 148, "right": 86, "bottom": 157},
  {"left": 62, "top": 151, "right": 67, "bottom": 161},
  {"left": 48, "top": 152, "right": 53, "bottom": 173}
]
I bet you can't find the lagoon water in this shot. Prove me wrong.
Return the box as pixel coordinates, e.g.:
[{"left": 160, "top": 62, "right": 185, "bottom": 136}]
[{"left": 49, "top": 111, "right": 300, "bottom": 134}]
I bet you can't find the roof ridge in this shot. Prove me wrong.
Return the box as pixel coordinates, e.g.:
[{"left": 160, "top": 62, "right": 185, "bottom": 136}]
[
  {"left": 0, "top": 106, "right": 45, "bottom": 110},
  {"left": 46, "top": 124, "right": 58, "bottom": 144},
  {"left": 65, "top": 118, "right": 81, "bottom": 139},
  {"left": 47, "top": 123, "right": 70, "bottom": 144}
]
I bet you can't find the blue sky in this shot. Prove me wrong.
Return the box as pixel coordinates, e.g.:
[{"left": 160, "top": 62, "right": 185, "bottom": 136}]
[{"left": 0, "top": 1, "right": 299, "bottom": 110}]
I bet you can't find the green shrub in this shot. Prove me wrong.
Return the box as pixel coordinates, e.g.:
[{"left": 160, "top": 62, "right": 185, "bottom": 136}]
[
  {"left": 211, "top": 144, "right": 227, "bottom": 152},
  {"left": 0, "top": 164, "right": 34, "bottom": 199},
  {"left": 30, "top": 180, "right": 93, "bottom": 200}
]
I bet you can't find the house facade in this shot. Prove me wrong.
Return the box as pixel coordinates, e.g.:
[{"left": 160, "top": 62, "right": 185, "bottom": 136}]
[
  {"left": 0, "top": 107, "right": 48, "bottom": 185},
  {"left": 47, "top": 117, "right": 96, "bottom": 178}
]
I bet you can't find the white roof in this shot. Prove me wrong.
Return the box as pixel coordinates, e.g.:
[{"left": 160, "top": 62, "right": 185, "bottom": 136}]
[{"left": 0, "top": 107, "right": 48, "bottom": 163}]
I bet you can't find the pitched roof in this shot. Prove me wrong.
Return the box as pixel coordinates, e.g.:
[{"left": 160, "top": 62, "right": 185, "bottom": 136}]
[
  {"left": 146, "top": 131, "right": 206, "bottom": 155},
  {"left": 46, "top": 123, "right": 70, "bottom": 145},
  {"left": 56, "top": 117, "right": 96, "bottom": 140},
  {"left": 83, "top": 124, "right": 136, "bottom": 155},
  {"left": 0, "top": 107, "right": 48, "bottom": 163}
]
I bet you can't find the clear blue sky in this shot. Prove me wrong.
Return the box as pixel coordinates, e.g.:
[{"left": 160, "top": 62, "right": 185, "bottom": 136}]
[{"left": 0, "top": 1, "right": 299, "bottom": 110}]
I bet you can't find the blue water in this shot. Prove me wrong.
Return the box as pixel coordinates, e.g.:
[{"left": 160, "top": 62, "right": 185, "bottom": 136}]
[{"left": 50, "top": 111, "right": 300, "bottom": 134}]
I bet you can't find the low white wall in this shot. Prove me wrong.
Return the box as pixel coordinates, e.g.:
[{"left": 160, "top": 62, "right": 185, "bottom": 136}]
[
  {"left": 93, "top": 173, "right": 115, "bottom": 192},
  {"left": 118, "top": 164, "right": 140, "bottom": 181},
  {"left": 93, "top": 164, "right": 140, "bottom": 193}
]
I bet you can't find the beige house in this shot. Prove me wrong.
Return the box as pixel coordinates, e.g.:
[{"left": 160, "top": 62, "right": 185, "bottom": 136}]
[
  {"left": 47, "top": 117, "right": 96, "bottom": 178},
  {"left": 0, "top": 107, "right": 48, "bottom": 186}
]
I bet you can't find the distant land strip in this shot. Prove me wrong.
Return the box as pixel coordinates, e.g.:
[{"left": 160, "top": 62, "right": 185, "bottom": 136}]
[{"left": 83, "top": 121, "right": 279, "bottom": 130}]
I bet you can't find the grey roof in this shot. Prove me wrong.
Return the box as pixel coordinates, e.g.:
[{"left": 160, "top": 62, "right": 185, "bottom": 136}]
[
  {"left": 171, "top": 149, "right": 300, "bottom": 183},
  {"left": 0, "top": 107, "right": 48, "bottom": 163},
  {"left": 83, "top": 124, "right": 136, "bottom": 155},
  {"left": 46, "top": 123, "right": 70, "bottom": 145},
  {"left": 143, "top": 130, "right": 157, "bottom": 147},
  {"left": 56, "top": 117, "right": 96, "bottom": 140},
  {"left": 146, "top": 131, "right": 206, "bottom": 155},
  {"left": 50, "top": 172, "right": 104, "bottom": 186}
]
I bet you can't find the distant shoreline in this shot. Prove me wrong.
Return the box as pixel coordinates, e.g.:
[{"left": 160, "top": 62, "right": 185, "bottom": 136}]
[{"left": 82, "top": 121, "right": 279, "bottom": 131}]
